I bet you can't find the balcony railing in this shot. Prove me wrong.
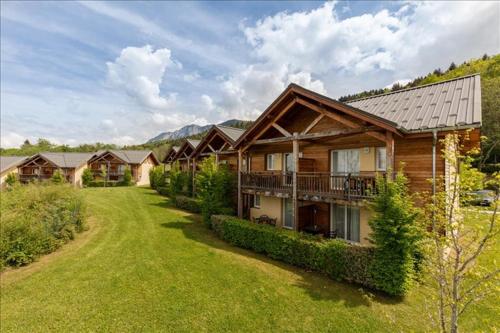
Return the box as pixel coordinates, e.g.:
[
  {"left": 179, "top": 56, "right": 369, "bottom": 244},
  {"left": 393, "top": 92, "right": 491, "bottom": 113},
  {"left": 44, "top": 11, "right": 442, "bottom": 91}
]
[
  {"left": 19, "top": 174, "right": 53, "bottom": 182},
  {"left": 241, "top": 171, "right": 293, "bottom": 193},
  {"left": 241, "top": 171, "right": 379, "bottom": 200}
]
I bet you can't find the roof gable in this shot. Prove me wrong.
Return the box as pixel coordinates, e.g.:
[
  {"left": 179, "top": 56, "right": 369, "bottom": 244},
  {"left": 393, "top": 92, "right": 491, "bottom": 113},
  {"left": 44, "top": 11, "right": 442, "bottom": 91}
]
[{"left": 191, "top": 125, "right": 244, "bottom": 157}]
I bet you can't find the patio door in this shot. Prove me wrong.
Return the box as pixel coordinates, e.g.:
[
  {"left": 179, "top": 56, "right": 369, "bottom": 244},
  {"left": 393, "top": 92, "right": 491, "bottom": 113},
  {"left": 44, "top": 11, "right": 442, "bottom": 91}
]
[
  {"left": 283, "top": 198, "right": 294, "bottom": 229},
  {"left": 330, "top": 204, "right": 360, "bottom": 242},
  {"left": 331, "top": 149, "right": 359, "bottom": 190},
  {"left": 283, "top": 153, "right": 294, "bottom": 186}
]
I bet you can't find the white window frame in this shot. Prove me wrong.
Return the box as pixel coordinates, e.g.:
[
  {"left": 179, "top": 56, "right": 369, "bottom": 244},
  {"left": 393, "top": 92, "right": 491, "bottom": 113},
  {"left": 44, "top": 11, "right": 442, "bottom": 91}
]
[
  {"left": 376, "top": 147, "right": 387, "bottom": 171},
  {"left": 266, "top": 154, "right": 276, "bottom": 171},
  {"left": 330, "top": 204, "right": 361, "bottom": 243},
  {"left": 253, "top": 195, "right": 261, "bottom": 208}
]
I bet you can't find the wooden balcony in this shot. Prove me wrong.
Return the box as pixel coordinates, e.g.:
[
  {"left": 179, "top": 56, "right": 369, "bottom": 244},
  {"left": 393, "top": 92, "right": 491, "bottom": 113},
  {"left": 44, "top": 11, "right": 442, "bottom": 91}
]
[
  {"left": 19, "top": 174, "right": 53, "bottom": 182},
  {"left": 241, "top": 171, "right": 378, "bottom": 201}
]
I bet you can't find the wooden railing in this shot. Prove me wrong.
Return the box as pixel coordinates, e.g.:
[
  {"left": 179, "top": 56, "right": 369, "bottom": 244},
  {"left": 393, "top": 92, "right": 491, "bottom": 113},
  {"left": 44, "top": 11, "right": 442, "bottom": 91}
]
[
  {"left": 241, "top": 171, "right": 293, "bottom": 193},
  {"left": 297, "top": 172, "right": 377, "bottom": 200},
  {"left": 241, "top": 171, "right": 378, "bottom": 200},
  {"left": 19, "top": 174, "right": 52, "bottom": 182}
]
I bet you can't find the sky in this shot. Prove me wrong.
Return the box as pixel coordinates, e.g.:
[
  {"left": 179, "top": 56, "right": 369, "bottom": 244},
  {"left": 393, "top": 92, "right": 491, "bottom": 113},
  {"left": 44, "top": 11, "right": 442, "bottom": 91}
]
[{"left": 1, "top": 1, "right": 499, "bottom": 148}]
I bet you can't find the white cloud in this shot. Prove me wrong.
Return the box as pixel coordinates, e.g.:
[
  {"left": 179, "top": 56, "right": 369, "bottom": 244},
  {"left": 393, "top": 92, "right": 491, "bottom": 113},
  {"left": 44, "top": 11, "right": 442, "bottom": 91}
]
[
  {"left": 210, "top": 1, "right": 499, "bottom": 120},
  {"left": 183, "top": 72, "right": 200, "bottom": 82},
  {"left": 201, "top": 94, "right": 216, "bottom": 111},
  {"left": 110, "top": 135, "right": 136, "bottom": 146},
  {"left": 0, "top": 131, "right": 28, "bottom": 148},
  {"left": 106, "top": 45, "right": 177, "bottom": 110}
]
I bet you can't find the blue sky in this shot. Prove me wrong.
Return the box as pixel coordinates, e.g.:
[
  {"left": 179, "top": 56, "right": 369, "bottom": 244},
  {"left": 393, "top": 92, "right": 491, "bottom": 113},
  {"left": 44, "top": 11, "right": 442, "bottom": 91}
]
[{"left": 1, "top": 1, "right": 498, "bottom": 147}]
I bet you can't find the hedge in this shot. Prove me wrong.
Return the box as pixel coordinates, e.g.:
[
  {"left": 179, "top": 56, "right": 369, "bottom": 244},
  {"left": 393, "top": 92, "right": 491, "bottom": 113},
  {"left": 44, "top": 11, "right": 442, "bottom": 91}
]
[
  {"left": 211, "top": 215, "right": 376, "bottom": 290},
  {"left": 156, "top": 186, "right": 171, "bottom": 196},
  {"left": 86, "top": 180, "right": 132, "bottom": 187},
  {"left": 172, "top": 195, "right": 202, "bottom": 213}
]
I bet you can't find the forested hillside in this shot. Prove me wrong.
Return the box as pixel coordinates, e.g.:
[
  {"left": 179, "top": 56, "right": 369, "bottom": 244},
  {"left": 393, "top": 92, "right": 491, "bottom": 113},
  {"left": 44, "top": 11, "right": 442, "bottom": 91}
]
[{"left": 340, "top": 54, "right": 500, "bottom": 169}]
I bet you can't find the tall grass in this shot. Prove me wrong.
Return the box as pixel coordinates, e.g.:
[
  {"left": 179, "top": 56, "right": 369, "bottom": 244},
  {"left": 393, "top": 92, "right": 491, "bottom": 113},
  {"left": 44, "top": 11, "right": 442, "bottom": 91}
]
[{"left": 0, "top": 184, "right": 86, "bottom": 268}]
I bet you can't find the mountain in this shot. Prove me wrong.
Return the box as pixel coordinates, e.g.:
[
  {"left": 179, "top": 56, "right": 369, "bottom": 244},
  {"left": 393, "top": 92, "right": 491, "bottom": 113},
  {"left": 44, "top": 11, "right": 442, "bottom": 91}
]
[{"left": 147, "top": 119, "right": 253, "bottom": 143}]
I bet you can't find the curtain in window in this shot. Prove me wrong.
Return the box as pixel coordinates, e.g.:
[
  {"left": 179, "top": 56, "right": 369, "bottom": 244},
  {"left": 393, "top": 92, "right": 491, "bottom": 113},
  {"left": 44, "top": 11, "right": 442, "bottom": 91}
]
[{"left": 347, "top": 207, "right": 360, "bottom": 242}]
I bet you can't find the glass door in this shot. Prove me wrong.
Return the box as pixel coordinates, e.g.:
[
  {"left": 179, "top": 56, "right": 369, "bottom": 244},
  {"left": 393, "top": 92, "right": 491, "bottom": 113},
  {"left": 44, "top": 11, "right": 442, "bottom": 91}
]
[
  {"left": 331, "top": 149, "right": 360, "bottom": 190},
  {"left": 283, "top": 198, "right": 294, "bottom": 229},
  {"left": 283, "top": 153, "right": 294, "bottom": 186}
]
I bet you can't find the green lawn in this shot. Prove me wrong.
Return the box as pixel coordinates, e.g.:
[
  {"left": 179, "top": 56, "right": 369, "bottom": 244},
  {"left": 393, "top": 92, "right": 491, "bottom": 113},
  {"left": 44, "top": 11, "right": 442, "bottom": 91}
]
[{"left": 1, "top": 187, "right": 497, "bottom": 332}]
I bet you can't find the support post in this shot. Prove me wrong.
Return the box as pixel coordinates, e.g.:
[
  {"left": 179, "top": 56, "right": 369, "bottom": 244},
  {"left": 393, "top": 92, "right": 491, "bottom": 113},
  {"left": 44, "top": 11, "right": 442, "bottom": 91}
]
[
  {"left": 237, "top": 149, "right": 243, "bottom": 218},
  {"left": 215, "top": 152, "right": 219, "bottom": 165},
  {"left": 385, "top": 131, "right": 395, "bottom": 179},
  {"left": 292, "top": 133, "right": 299, "bottom": 231}
]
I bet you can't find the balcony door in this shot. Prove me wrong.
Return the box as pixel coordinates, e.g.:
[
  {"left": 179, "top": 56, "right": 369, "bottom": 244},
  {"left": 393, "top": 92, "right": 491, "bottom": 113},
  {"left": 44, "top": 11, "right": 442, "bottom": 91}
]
[
  {"left": 331, "top": 149, "right": 359, "bottom": 190},
  {"left": 283, "top": 153, "right": 294, "bottom": 186}
]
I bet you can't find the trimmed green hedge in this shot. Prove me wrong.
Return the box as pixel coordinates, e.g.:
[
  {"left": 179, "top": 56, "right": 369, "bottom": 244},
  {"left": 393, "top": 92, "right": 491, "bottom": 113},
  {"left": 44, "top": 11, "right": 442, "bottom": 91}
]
[
  {"left": 156, "top": 186, "right": 171, "bottom": 196},
  {"left": 211, "top": 215, "right": 376, "bottom": 290},
  {"left": 172, "top": 195, "right": 201, "bottom": 213},
  {"left": 87, "top": 180, "right": 132, "bottom": 187}
]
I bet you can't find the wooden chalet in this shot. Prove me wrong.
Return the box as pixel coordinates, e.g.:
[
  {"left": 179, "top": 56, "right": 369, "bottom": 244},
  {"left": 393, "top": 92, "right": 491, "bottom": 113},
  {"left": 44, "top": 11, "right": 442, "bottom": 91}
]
[
  {"left": 162, "top": 146, "right": 180, "bottom": 171},
  {"left": 88, "top": 150, "right": 159, "bottom": 185},
  {"left": 17, "top": 152, "right": 93, "bottom": 187},
  {"left": 172, "top": 139, "right": 200, "bottom": 172},
  {"left": 190, "top": 125, "right": 246, "bottom": 172},
  {"left": 234, "top": 75, "right": 481, "bottom": 244}
]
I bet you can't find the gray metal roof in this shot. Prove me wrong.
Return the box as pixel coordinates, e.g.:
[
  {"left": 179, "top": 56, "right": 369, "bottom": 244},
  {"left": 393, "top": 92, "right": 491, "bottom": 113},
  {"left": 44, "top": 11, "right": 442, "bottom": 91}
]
[
  {"left": 186, "top": 139, "right": 200, "bottom": 148},
  {"left": 215, "top": 125, "right": 245, "bottom": 143},
  {"left": 40, "top": 152, "right": 94, "bottom": 168},
  {"left": 108, "top": 150, "right": 155, "bottom": 164},
  {"left": 0, "top": 156, "right": 28, "bottom": 173},
  {"left": 346, "top": 74, "right": 481, "bottom": 132}
]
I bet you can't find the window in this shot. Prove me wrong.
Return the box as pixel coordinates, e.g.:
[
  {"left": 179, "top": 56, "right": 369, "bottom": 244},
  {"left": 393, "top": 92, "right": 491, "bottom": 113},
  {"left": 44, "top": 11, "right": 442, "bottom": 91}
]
[
  {"left": 253, "top": 195, "right": 261, "bottom": 208},
  {"left": 331, "top": 204, "right": 360, "bottom": 242},
  {"left": 331, "top": 149, "right": 360, "bottom": 175},
  {"left": 376, "top": 147, "right": 387, "bottom": 171},
  {"left": 266, "top": 154, "right": 276, "bottom": 170},
  {"left": 283, "top": 198, "right": 294, "bottom": 229}
]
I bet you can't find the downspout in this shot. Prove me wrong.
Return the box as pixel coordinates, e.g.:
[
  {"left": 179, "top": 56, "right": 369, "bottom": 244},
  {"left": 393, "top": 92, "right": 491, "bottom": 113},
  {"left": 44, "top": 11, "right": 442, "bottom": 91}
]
[{"left": 432, "top": 130, "right": 437, "bottom": 197}]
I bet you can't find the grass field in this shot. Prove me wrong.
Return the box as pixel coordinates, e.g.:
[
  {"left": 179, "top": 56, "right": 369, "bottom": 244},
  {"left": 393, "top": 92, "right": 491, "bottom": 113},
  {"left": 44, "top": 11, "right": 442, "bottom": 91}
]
[{"left": 0, "top": 187, "right": 497, "bottom": 332}]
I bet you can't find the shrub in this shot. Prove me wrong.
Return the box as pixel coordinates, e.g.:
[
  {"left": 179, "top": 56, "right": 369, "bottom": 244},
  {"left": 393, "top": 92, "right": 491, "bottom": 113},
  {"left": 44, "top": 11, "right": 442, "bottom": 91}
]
[
  {"left": 0, "top": 184, "right": 86, "bottom": 268},
  {"left": 5, "top": 173, "right": 18, "bottom": 187},
  {"left": 210, "top": 215, "right": 376, "bottom": 290},
  {"left": 368, "top": 171, "right": 422, "bottom": 296},
  {"left": 149, "top": 165, "right": 165, "bottom": 190},
  {"left": 51, "top": 169, "right": 66, "bottom": 184},
  {"left": 172, "top": 195, "right": 201, "bottom": 213},
  {"left": 195, "top": 156, "right": 236, "bottom": 225},
  {"left": 81, "top": 168, "right": 94, "bottom": 187},
  {"left": 122, "top": 167, "right": 133, "bottom": 186},
  {"left": 156, "top": 186, "right": 170, "bottom": 196},
  {"left": 87, "top": 180, "right": 128, "bottom": 187}
]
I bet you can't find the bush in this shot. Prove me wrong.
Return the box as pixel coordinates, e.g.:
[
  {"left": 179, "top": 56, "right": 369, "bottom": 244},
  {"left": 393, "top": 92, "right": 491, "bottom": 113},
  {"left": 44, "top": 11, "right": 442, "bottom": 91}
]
[
  {"left": 122, "top": 167, "right": 133, "bottom": 186},
  {"left": 149, "top": 165, "right": 165, "bottom": 190},
  {"left": 156, "top": 186, "right": 170, "bottom": 196},
  {"left": 51, "top": 169, "right": 66, "bottom": 184},
  {"left": 169, "top": 162, "right": 191, "bottom": 196},
  {"left": 87, "top": 180, "right": 129, "bottom": 187},
  {"left": 195, "top": 156, "right": 236, "bottom": 225},
  {"left": 0, "top": 184, "right": 86, "bottom": 268},
  {"left": 172, "top": 195, "right": 201, "bottom": 213},
  {"left": 4, "top": 173, "right": 18, "bottom": 187},
  {"left": 210, "top": 215, "right": 376, "bottom": 290},
  {"left": 368, "top": 171, "right": 422, "bottom": 296},
  {"left": 81, "top": 168, "right": 93, "bottom": 187}
]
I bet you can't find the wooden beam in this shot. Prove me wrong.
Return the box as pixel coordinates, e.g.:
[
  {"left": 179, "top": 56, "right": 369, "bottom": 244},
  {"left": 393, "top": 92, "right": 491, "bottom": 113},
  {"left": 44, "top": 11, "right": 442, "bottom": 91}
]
[
  {"left": 272, "top": 123, "right": 292, "bottom": 137},
  {"left": 386, "top": 131, "right": 395, "bottom": 177},
  {"left": 207, "top": 144, "right": 216, "bottom": 153},
  {"left": 302, "top": 114, "right": 324, "bottom": 134},
  {"left": 296, "top": 98, "right": 389, "bottom": 143},
  {"left": 242, "top": 97, "right": 297, "bottom": 151},
  {"left": 237, "top": 149, "right": 243, "bottom": 218},
  {"left": 253, "top": 126, "right": 379, "bottom": 145},
  {"left": 292, "top": 135, "right": 299, "bottom": 231}
]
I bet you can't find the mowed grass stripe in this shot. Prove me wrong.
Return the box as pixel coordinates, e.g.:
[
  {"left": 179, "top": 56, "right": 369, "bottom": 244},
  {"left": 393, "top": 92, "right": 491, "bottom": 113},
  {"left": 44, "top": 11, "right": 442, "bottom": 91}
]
[{"left": 1, "top": 187, "right": 497, "bottom": 332}]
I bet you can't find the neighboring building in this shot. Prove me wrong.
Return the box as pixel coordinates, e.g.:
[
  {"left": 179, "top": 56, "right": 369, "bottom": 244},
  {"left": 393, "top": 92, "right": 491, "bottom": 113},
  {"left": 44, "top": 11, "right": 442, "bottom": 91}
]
[
  {"left": 88, "top": 150, "right": 159, "bottom": 186},
  {"left": 234, "top": 75, "right": 481, "bottom": 245},
  {"left": 0, "top": 156, "right": 28, "bottom": 187},
  {"left": 172, "top": 139, "right": 200, "bottom": 172},
  {"left": 191, "top": 125, "right": 246, "bottom": 171},
  {"left": 162, "top": 146, "right": 180, "bottom": 171},
  {"left": 17, "top": 152, "right": 93, "bottom": 187}
]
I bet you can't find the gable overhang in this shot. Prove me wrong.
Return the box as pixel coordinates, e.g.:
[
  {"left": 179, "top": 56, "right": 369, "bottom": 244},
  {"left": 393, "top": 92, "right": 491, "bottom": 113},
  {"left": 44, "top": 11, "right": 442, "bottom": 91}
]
[
  {"left": 18, "top": 153, "right": 59, "bottom": 169},
  {"left": 88, "top": 150, "right": 128, "bottom": 165},
  {"left": 173, "top": 141, "right": 196, "bottom": 161},
  {"left": 234, "top": 84, "right": 404, "bottom": 150},
  {"left": 191, "top": 126, "right": 237, "bottom": 158},
  {"left": 163, "top": 148, "right": 179, "bottom": 163}
]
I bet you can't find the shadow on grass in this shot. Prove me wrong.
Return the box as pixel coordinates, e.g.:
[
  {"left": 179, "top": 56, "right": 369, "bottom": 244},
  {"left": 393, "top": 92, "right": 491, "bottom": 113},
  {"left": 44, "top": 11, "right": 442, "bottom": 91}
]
[{"left": 158, "top": 214, "right": 403, "bottom": 308}]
